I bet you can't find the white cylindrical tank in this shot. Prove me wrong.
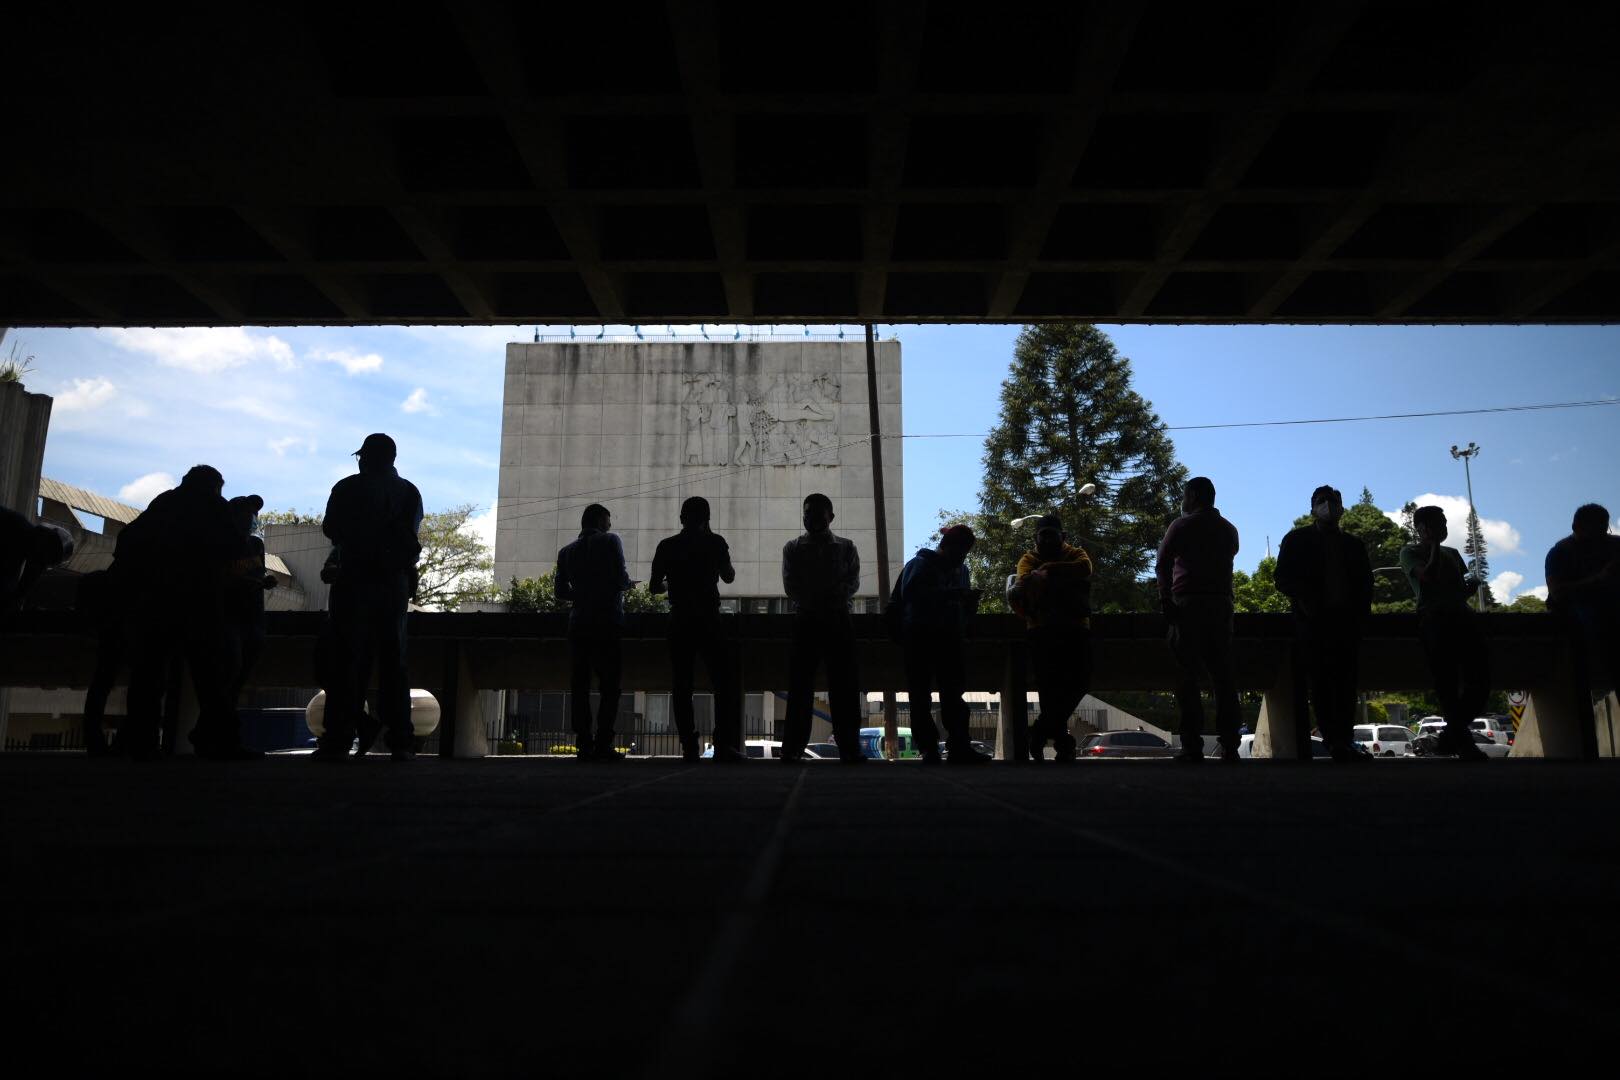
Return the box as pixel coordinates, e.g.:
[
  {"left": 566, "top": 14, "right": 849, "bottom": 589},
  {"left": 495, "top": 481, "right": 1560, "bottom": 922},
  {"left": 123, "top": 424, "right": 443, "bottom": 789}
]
[{"left": 305, "top": 689, "right": 442, "bottom": 738}]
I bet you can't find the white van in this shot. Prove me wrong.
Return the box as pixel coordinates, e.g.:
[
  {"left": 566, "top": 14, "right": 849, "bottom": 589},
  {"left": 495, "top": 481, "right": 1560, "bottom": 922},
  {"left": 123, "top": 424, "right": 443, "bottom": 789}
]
[{"left": 1351, "top": 724, "right": 1416, "bottom": 756}]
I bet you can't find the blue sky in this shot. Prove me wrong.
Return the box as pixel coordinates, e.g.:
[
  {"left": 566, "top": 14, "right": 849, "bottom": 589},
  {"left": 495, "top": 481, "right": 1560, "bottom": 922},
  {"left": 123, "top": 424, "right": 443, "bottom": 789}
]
[{"left": 12, "top": 322, "right": 1618, "bottom": 602}]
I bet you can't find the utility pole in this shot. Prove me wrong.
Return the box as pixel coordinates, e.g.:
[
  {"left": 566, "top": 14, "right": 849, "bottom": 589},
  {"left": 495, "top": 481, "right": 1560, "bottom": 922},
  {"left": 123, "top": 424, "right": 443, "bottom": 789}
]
[
  {"left": 1450, "top": 441, "right": 1486, "bottom": 610},
  {"left": 866, "top": 325, "right": 898, "bottom": 759}
]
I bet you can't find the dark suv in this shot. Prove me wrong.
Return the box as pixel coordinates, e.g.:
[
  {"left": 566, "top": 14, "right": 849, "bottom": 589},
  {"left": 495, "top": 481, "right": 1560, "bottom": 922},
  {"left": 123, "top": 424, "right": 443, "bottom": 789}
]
[{"left": 1079, "top": 731, "right": 1175, "bottom": 758}]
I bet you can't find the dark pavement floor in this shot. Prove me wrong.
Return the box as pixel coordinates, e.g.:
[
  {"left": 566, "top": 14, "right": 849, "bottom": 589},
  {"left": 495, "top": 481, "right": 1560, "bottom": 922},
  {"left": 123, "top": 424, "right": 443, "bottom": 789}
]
[{"left": 5, "top": 754, "right": 1618, "bottom": 1076}]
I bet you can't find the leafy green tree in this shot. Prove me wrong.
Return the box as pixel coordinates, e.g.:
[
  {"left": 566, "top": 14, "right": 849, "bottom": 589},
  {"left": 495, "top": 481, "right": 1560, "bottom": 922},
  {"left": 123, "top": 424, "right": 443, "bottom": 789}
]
[
  {"left": 260, "top": 509, "right": 324, "bottom": 525},
  {"left": 1463, "top": 507, "right": 1495, "bottom": 608},
  {"left": 1232, "top": 556, "right": 1289, "bottom": 613},
  {"left": 503, "top": 569, "right": 667, "bottom": 613},
  {"left": 1505, "top": 593, "right": 1547, "bottom": 613},
  {"left": 976, "top": 324, "right": 1187, "bottom": 611},
  {"left": 413, "top": 503, "right": 499, "bottom": 611}
]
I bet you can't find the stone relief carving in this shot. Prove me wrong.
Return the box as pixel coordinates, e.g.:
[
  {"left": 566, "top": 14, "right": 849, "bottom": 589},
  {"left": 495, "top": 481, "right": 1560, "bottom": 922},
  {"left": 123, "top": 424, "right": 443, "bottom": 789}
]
[{"left": 682, "top": 371, "right": 841, "bottom": 467}]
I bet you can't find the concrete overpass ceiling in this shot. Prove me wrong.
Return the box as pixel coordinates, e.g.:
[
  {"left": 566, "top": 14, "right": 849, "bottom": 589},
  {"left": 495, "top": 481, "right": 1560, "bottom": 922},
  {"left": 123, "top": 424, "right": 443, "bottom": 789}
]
[{"left": 2, "top": 2, "right": 1618, "bottom": 327}]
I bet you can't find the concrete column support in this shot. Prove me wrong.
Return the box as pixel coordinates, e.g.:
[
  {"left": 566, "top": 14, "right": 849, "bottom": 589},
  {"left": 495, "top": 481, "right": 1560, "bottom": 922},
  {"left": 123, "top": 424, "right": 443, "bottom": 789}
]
[
  {"left": 997, "top": 641, "right": 1028, "bottom": 763},
  {"left": 435, "top": 644, "right": 490, "bottom": 759},
  {"left": 1254, "top": 657, "right": 1300, "bottom": 760}
]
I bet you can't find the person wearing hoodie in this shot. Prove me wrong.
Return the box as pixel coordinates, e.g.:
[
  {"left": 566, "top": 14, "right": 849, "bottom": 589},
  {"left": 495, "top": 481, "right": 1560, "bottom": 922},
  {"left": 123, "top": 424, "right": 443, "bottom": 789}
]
[
  {"left": 894, "top": 523, "right": 992, "bottom": 765},
  {"left": 1010, "top": 514, "right": 1093, "bottom": 762},
  {"left": 649, "top": 496, "right": 743, "bottom": 763}
]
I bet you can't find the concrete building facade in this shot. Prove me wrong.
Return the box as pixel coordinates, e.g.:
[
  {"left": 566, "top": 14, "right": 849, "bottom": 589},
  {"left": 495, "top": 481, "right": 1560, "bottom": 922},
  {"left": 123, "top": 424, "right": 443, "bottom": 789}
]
[{"left": 495, "top": 341, "right": 904, "bottom": 608}]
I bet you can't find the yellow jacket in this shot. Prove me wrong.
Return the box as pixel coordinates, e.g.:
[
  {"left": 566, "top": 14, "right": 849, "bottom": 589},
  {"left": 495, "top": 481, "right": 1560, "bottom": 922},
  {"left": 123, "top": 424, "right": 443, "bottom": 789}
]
[{"left": 1014, "top": 543, "right": 1093, "bottom": 630}]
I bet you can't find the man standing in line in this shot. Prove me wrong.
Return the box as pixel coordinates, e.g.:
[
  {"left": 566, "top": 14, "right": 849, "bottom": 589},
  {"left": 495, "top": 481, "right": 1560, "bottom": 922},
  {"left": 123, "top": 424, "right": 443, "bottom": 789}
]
[
  {"left": 895, "top": 524, "right": 992, "bottom": 765},
  {"left": 318, "top": 434, "right": 423, "bottom": 762},
  {"left": 649, "top": 496, "right": 745, "bottom": 763},
  {"left": 1545, "top": 503, "right": 1620, "bottom": 759},
  {"left": 1399, "top": 506, "right": 1490, "bottom": 761},
  {"left": 1275, "top": 485, "right": 1373, "bottom": 762},
  {"left": 781, "top": 493, "right": 864, "bottom": 762},
  {"left": 1155, "top": 478, "right": 1242, "bottom": 763},
  {"left": 1010, "top": 515, "right": 1094, "bottom": 762},
  {"left": 556, "top": 502, "right": 634, "bottom": 761}
]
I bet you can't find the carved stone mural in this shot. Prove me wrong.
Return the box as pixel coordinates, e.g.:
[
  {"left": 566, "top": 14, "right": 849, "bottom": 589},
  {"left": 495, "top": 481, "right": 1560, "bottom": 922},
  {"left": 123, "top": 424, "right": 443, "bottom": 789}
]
[{"left": 683, "top": 371, "right": 841, "bottom": 467}]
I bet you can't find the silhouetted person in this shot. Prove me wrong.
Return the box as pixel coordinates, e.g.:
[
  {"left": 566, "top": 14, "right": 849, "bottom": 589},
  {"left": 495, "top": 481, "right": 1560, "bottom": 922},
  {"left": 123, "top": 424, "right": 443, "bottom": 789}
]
[
  {"left": 781, "top": 493, "right": 864, "bottom": 762},
  {"left": 556, "top": 502, "right": 634, "bottom": 761},
  {"left": 220, "top": 495, "right": 274, "bottom": 740},
  {"left": 1545, "top": 503, "right": 1620, "bottom": 759},
  {"left": 1010, "top": 514, "right": 1093, "bottom": 762},
  {"left": 1155, "top": 477, "right": 1242, "bottom": 763},
  {"left": 649, "top": 496, "right": 743, "bottom": 763},
  {"left": 1275, "top": 485, "right": 1373, "bottom": 762},
  {"left": 116, "top": 465, "right": 240, "bottom": 758},
  {"left": 1399, "top": 505, "right": 1490, "bottom": 761},
  {"left": 895, "top": 524, "right": 991, "bottom": 765},
  {"left": 0, "top": 506, "right": 72, "bottom": 613},
  {"left": 317, "top": 434, "right": 423, "bottom": 762}
]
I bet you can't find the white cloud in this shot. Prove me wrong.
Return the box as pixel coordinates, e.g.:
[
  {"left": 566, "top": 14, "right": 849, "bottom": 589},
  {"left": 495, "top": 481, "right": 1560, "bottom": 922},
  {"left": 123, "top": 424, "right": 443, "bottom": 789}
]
[
  {"left": 311, "top": 348, "right": 384, "bottom": 375},
  {"left": 1490, "top": 571, "right": 1525, "bottom": 602},
  {"left": 268, "top": 435, "right": 317, "bottom": 457},
  {"left": 55, "top": 376, "right": 117, "bottom": 413},
  {"left": 1386, "top": 494, "right": 1522, "bottom": 555},
  {"left": 401, "top": 387, "right": 436, "bottom": 414},
  {"left": 461, "top": 449, "right": 499, "bottom": 469},
  {"left": 221, "top": 396, "right": 311, "bottom": 427},
  {"left": 463, "top": 502, "right": 498, "bottom": 552},
  {"left": 1522, "top": 585, "right": 1549, "bottom": 601},
  {"left": 118, "top": 471, "right": 175, "bottom": 507},
  {"left": 98, "top": 327, "right": 295, "bottom": 374}
]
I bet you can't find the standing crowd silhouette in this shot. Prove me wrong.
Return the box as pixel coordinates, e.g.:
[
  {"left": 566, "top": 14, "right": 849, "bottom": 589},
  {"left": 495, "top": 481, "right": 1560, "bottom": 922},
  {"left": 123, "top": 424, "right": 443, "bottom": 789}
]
[{"left": 3, "top": 435, "right": 1617, "bottom": 763}]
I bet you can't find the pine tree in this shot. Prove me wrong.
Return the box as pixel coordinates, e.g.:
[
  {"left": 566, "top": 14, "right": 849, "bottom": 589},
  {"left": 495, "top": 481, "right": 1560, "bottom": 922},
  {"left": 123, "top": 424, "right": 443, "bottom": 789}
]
[
  {"left": 1464, "top": 506, "right": 1493, "bottom": 608},
  {"left": 975, "top": 324, "right": 1187, "bottom": 610}
]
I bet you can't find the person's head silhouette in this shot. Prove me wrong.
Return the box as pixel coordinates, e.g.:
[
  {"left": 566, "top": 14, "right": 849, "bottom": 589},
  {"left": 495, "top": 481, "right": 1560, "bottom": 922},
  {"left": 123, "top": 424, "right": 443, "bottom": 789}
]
[
  {"left": 1034, "top": 514, "right": 1064, "bottom": 559},
  {"left": 181, "top": 465, "right": 225, "bottom": 497},
  {"left": 1311, "top": 485, "right": 1344, "bottom": 530},
  {"left": 354, "top": 433, "right": 397, "bottom": 473},
  {"left": 803, "top": 493, "right": 834, "bottom": 535},
  {"left": 1182, "top": 477, "right": 1215, "bottom": 514},
  {"left": 1572, "top": 503, "right": 1611, "bottom": 540},
  {"left": 1413, "top": 505, "right": 1448, "bottom": 546},
  {"left": 581, "top": 503, "right": 611, "bottom": 533},
  {"left": 938, "top": 523, "right": 975, "bottom": 568},
  {"left": 680, "top": 496, "right": 711, "bottom": 530}
]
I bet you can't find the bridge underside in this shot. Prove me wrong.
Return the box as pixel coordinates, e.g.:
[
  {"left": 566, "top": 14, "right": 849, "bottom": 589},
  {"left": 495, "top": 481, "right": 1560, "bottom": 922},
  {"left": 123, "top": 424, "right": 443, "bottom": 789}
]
[{"left": 3, "top": 4, "right": 1619, "bottom": 327}]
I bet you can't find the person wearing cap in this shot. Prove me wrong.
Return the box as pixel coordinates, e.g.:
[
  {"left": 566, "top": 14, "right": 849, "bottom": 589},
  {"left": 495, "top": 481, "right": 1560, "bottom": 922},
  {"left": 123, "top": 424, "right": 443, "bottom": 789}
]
[
  {"left": 781, "top": 492, "right": 864, "bottom": 762},
  {"left": 318, "top": 434, "right": 424, "bottom": 762},
  {"left": 1275, "top": 485, "right": 1374, "bottom": 762},
  {"left": 1399, "top": 505, "right": 1490, "bottom": 761},
  {"left": 649, "top": 496, "right": 743, "bottom": 762},
  {"left": 556, "top": 502, "right": 635, "bottom": 761},
  {"left": 0, "top": 505, "right": 73, "bottom": 614},
  {"left": 893, "top": 523, "right": 991, "bottom": 764},
  {"left": 115, "top": 465, "right": 242, "bottom": 758},
  {"left": 1155, "top": 477, "right": 1242, "bottom": 763},
  {"left": 1010, "top": 514, "right": 1094, "bottom": 762}
]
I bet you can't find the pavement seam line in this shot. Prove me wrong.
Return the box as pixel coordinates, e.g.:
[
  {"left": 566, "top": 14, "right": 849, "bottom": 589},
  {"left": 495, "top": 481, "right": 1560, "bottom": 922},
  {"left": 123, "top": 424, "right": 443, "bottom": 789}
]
[
  {"left": 923, "top": 768, "right": 1600, "bottom": 1023},
  {"left": 642, "top": 767, "right": 810, "bottom": 1078}
]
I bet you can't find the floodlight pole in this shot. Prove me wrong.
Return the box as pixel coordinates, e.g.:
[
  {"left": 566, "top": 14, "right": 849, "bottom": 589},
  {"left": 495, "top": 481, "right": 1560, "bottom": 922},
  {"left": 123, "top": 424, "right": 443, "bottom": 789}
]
[
  {"left": 866, "top": 324, "right": 898, "bottom": 759},
  {"left": 1450, "top": 441, "right": 1486, "bottom": 610}
]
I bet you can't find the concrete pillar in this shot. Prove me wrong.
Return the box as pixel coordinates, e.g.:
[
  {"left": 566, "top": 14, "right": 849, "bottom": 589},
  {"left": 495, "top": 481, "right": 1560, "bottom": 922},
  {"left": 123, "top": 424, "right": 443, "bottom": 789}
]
[
  {"left": 1254, "top": 658, "right": 1300, "bottom": 759},
  {"left": 997, "top": 641, "right": 1028, "bottom": 762},
  {"left": 1514, "top": 641, "right": 1591, "bottom": 758},
  {"left": 1596, "top": 693, "right": 1620, "bottom": 758}
]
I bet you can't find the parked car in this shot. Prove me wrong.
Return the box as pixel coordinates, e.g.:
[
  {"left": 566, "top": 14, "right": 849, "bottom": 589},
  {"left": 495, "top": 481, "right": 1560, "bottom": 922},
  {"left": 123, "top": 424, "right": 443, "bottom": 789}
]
[
  {"left": 1412, "top": 730, "right": 1509, "bottom": 758},
  {"left": 1078, "top": 731, "right": 1175, "bottom": 758},
  {"left": 1352, "top": 724, "right": 1418, "bottom": 756},
  {"left": 1237, "top": 734, "right": 1362, "bottom": 759},
  {"left": 858, "top": 727, "right": 921, "bottom": 760},
  {"left": 938, "top": 739, "right": 994, "bottom": 761},
  {"left": 699, "top": 739, "right": 801, "bottom": 760},
  {"left": 805, "top": 743, "right": 840, "bottom": 759},
  {"left": 1470, "top": 716, "right": 1516, "bottom": 745}
]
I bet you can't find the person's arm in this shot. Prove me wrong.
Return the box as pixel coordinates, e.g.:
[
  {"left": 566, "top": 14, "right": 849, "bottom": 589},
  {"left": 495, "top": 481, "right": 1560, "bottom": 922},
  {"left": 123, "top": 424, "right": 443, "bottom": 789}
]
[
  {"left": 1155, "top": 520, "right": 1179, "bottom": 604},
  {"left": 322, "top": 483, "right": 344, "bottom": 543},
  {"left": 841, "top": 541, "right": 861, "bottom": 602},
  {"left": 554, "top": 547, "right": 574, "bottom": 602},
  {"left": 648, "top": 540, "right": 668, "bottom": 595},
  {"left": 781, "top": 541, "right": 799, "bottom": 603},
  {"left": 717, "top": 537, "right": 736, "bottom": 585},
  {"left": 1398, "top": 545, "right": 1423, "bottom": 598},
  {"left": 611, "top": 534, "right": 632, "bottom": 592},
  {"left": 1273, "top": 532, "right": 1299, "bottom": 599}
]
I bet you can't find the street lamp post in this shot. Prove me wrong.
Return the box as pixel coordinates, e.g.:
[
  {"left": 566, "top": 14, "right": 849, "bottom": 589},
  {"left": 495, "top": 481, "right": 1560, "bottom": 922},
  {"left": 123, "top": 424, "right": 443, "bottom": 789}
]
[{"left": 1449, "top": 441, "right": 1487, "bottom": 610}]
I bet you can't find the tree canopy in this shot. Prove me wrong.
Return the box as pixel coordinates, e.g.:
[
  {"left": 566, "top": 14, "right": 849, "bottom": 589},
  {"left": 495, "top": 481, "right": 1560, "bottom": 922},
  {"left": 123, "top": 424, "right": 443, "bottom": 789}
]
[
  {"left": 412, "top": 503, "right": 499, "bottom": 611},
  {"left": 973, "top": 324, "right": 1187, "bottom": 611}
]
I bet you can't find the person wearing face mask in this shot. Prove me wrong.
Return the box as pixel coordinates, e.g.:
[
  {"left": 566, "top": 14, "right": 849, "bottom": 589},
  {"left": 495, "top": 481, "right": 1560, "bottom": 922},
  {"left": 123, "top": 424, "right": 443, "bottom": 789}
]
[
  {"left": 649, "top": 496, "right": 743, "bottom": 763},
  {"left": 1010, "top": 514, "right": 1094, "bottom": 762},
  {"left": 894, "top": 524, "right": 992, "bottom": 765},
  {"left": 1155, "top": 477, "right": 1242, "bottom": 763},
  {"left": 781, "top": 492, "right": 864, "bottom": 762},
  {"left": 1399, "top": 506, "right": 1490, "bottom": 761},
  {"left": 1275, "top": 485, "right": 1374, "bottom": 762}
]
